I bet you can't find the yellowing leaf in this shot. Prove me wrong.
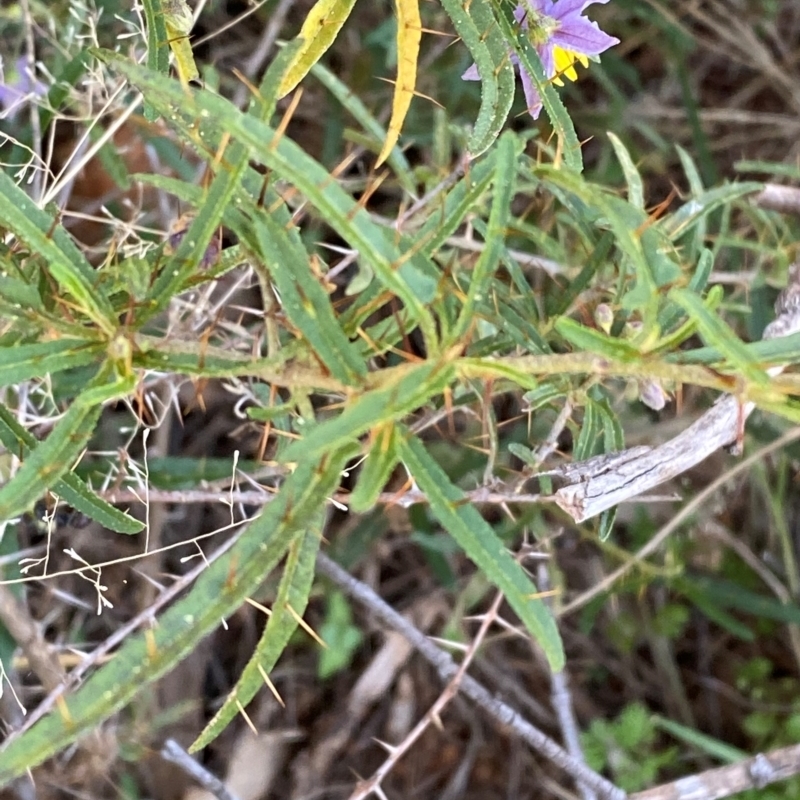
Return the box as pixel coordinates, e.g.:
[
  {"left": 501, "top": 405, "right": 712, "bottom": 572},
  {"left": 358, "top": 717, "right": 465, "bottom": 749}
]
[
  {"left": 277, "top": 0, "right": 359, "bottom": 98},
  {"left": 376, "top": 0, "right": 421, "bottom": 167},
  {"left": 162, "top": 0, "right": 198, "bottom": 85}
]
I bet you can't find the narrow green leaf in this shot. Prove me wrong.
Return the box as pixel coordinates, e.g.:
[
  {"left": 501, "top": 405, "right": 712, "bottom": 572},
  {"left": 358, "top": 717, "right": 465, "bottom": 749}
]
[
  {"left": 0, "top": 275, "right": 42, "bottom": 310},
  {"left": 140, "top": 0, "right": 170, "bottom": 121},
  {"left": 688, "top": 248, "right": 714, "bottom": 295},
  {"left": 0, "top": 404, "right": 143, "bottom": 534},
  {"left": 247, "top": 211, "right": 366, "bottom": 385},
  {"left": 0, "top": 372, "right": 135, "bottom": 523},
  {"left": 549, "top": 231, "right": 614, "bottom": 317},
  {"left": 539, "top": 168, "right": 658, "bottom": 311},
  {"left": 452, "top": 131, "right": 518, "bottom": 341},
  {"left": 678, "top": 578, "right": 755, "bottom": 641},
  {"left": 349, "top": 423, "right": 400, "bottom": 513},
  {"left": 573, "top": 398, "right": 601, "bottom": 461},
  {"left": 281, "top": 360, "right": 456, "bottom": 464},
  {"left": 0, "top": 449, "right": 349, "bottom": 782},
  {"left": 192, "top": 511, "right": 324, "bottom": 750},
  {"left": 0, "top": 339, "right": 101, "bottom": 386},
  {"left": 652, "top": 715, "right": 747, "bottom": 763},
  {"left": 396, "top": 431, "right": 565, "bottom": 671},
  {"left": 416, "top": 153, "right": 496, "bottom": 255},
  {"left": 596, "top": 396, "right": 624, "bottom": 453},
  {"left": 691, "top": 576, "right": 800, "bottom": 626},
  {"left": 439, "top": 0, "right": 515, "bottom": 157},
  {"left": 608, "top": 132, "right": 644, "bottom": 209},
  {"left": 311, "top": 61, "right": 415, "bottom": 193},
  {"left": 675, "top": 144, "right": 705, "bottom": 196},
  {"left": 0, "top": 170, "right": 114, "bottom": 332},
  {"left": 145, "top": 151, "right": 248, "bottom": 319},
  {"left": 523, "top": 381, "right": 568, "bottom": 412},
  {"left": 662, "top": 182, "right": 762, "bottom": 241},
  {"left": 555, "top": 317, "right": 639, "bottom": 361},
  {"left": 669, "top": 287, "right": 766, "bottom": 385}
]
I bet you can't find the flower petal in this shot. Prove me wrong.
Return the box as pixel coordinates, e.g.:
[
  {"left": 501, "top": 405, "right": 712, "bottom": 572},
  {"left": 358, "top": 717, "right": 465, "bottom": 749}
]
[
  {"left": 462, "top": 63, "right": 481, "bottom": 81},
  {"left": 514, "top": 0, "right": 549, "bottom": 25},
  {"left": 552, "top": 16, "right": 619, "bottom": 55},
  {"left": 550, "top": 0, "right": 610, "bottom": 16},
  {"left": 518, "top": 67, "right": 543, "bottom": 119}
]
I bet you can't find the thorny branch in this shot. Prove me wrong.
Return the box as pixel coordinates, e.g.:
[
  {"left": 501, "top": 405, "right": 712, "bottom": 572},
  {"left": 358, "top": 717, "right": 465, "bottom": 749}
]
[
  {"left": 319, "top": 552, "right": 800, "bottom": 800},
  {"left": 315, "top": 552, "right": 627, "bottom": 800},
  {"left": 346, "top": 590, "right": 505, "bottom": 800},
  {"left": 98, "top": 262, "right": 800, "bottom": 527}
]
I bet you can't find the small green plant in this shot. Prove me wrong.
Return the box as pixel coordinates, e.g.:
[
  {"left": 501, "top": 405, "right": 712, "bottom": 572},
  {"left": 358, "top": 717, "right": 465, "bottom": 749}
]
[{"left": 582, "top": 703, "right": 678, "bottom": 792}]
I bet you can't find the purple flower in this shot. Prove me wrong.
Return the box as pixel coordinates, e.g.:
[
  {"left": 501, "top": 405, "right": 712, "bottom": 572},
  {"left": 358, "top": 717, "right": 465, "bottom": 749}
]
[
  {"left": 462, "top": 0, "right": 619, "bottom": 120},
  {"left": 0, "top": 57, "right": 47, "bottom": 121}
]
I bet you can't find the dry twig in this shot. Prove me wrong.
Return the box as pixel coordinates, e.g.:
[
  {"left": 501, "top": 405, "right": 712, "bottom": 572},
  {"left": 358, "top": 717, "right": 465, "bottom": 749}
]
[
  {"left": 315, "top": 552, "right": 627, "bottom": 800},
  {"left": 347, "top": 590, "right": 505, "bottom": 800},
  {"left": 160, "top": 738, "right": 241, "bottom": 800},
  {"left": 628, "top": 742, "right": 800, "bottom": 800}
]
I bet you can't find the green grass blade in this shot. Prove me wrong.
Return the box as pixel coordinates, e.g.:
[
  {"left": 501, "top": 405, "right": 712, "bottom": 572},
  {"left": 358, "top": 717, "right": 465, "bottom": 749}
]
[
  {"left": 0, "top": 404, "right": 143, "bottom": 534},
  {"left": 191, "top": 513, "right": 324, "bottom": 751},
  {"left": 0, "top": 449, "right": 349, "bottom": 783},
  {"left": 396, "top": 431, "right": 565, "bottom": 671}
]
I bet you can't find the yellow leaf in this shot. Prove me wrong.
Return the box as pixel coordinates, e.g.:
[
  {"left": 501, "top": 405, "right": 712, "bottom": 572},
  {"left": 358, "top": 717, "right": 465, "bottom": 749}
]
[
  {"left": 162, "top": 0, "right": 199, "bottom": 86},
  {"left": 376, "top": 0, "right": 421, "bottom": 167},
  {"left": 277, "top": 0, "right": 359, "bottom": 98}
]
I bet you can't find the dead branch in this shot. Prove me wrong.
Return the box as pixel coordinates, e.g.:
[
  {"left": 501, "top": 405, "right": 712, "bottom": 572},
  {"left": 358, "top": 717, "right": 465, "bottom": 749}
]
[
  {"left": 753, "top": 184, "right": 800, "bottom": 216},
  {"left": 628, "top": 742, "right": 800, "bottom": 800}
]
